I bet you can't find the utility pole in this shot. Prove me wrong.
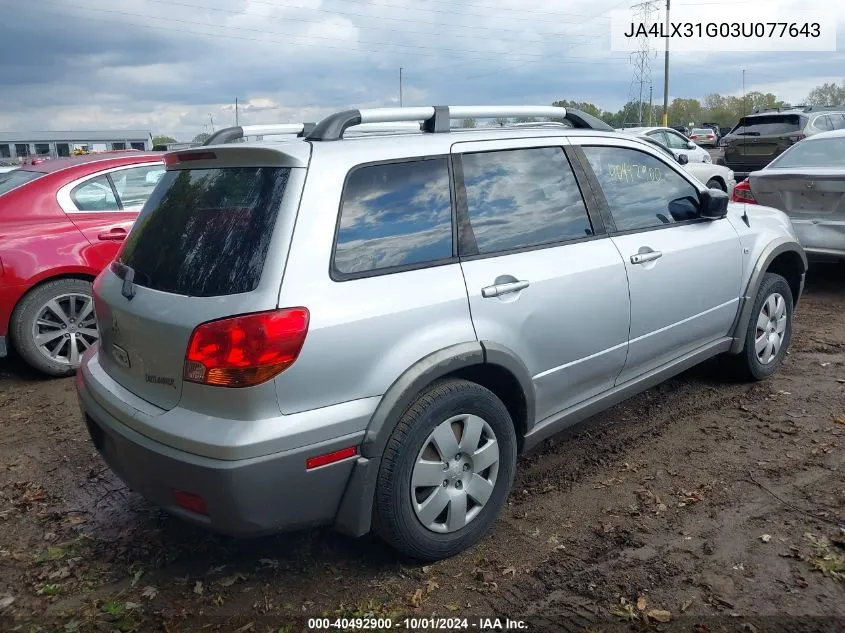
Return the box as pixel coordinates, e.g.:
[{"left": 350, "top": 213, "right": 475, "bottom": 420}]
[
  {"left": 628, "top": 1, "right": 658, "bottom": 126},
  {"left": 661, "top": 0, "right": 670, "bottom": 126},
  {"left": 648, "top": 85, "right": 654, "bottom": 125},
  {"left": 742, "top": 69, "right": 747, "bottom": 115},
  {"left": 399, "top": 67, "right": 403, "bottom": 107},
  {"left": 235, "top": 98, "right": 239, "bottom": 126},
  {"left": 209, "top": 114, "right": 215, "bottom": 133}
]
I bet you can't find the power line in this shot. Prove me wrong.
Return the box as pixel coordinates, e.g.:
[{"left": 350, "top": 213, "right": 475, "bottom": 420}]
[
  {"left": 22, "top": 2, "right": 631, "bottom": 71},
  {"left": 220, "top": 0, "right": 615, "bottom": 24},
  {"left": 445, "top": 0, "right": 635, "bottom": 83},
  {"left": 628, "top": 0, "right": 659, "bottom": 126},
  {"left": 87, "top": 0, "right": 609, "bottom": 45},
  {"left": 43, "top": 0, "right": 619, "bottom": 59}
]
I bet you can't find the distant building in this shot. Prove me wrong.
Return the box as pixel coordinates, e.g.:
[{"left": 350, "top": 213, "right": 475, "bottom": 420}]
[{"left": 0, "top": 130, "right": 153, "bottom": 160}]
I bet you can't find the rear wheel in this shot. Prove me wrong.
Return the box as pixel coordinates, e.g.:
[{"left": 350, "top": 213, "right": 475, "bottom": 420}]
[
  {"left": 373, "top": 379, "right": 517, "bottom": 561},
  {"left": 722, "top": 272, "right": 793, "bottom": 382},
  {"left": 10, "top": 279, "right": 98, "bottom": 377}
]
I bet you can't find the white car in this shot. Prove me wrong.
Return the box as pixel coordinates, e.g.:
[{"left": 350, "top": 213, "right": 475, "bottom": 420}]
[
  {"left": 636, "top": 134, "right": 736, "bottom": 195},
  {"left": 622, "top": 126, "right": 712, "bottom": 164}
]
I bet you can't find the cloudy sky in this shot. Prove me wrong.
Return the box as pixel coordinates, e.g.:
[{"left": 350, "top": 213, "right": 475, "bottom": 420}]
[{"left": 1, "top": 0, "right": 844, "bottom": 140}]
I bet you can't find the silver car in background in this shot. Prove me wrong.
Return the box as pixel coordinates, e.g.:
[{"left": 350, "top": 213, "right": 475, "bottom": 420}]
[{"left": 746, "top": 129, "right": 845, "bottom": 261}]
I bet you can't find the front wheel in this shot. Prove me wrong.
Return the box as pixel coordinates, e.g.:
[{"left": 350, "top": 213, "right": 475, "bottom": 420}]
[
  {"left": 10, "top": 278, "right": 99, "bottom": 377},
  {"left": 706, "top": 178, "right": 726, "bottom": 192},
  {"left": 373, "top": 379, "right": 518, "bottom": 561},
  {"left": 722, "top": 272, "right": 794, "bottom": 382}
]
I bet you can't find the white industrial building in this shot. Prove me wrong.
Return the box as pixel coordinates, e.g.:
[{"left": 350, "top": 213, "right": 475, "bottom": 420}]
[{"left": 0, "top": 130, "right": 153, "bottom": 159}]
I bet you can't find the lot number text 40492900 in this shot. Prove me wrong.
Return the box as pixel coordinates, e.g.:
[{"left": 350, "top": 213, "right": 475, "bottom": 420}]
[{"left": 307, "top": 617, "right": 528, "bottom": 630}]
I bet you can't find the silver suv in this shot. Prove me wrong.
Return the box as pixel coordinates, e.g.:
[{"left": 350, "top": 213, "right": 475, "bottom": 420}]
[{"left": 76, "top": 105, "right": 807, "bottom": 561}]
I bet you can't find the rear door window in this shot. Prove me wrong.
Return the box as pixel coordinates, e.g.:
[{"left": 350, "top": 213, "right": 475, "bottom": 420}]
[
  {"left": 813, "top": 115, "right": 833, "bottom": 132},
  {"left": 458, "top": 147, "right": 592, "bottom": 254},
  {"left": 663, "top": 130, "right": 690, "bottom": 149},
  {"left": 117, "top": 167, "right": 291, "bottom": 297},
  {"left": 110, "top": 164, "right": 166, "bottom": 209},
  {"left": 333, "top": 158, "right": 453, "bottom": 277},
  {"left": 731, "top": 114, "right": 803, "bottom": 136}
]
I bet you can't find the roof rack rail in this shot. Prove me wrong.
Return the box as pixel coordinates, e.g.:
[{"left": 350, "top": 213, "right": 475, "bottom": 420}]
[
  {"left": 304, "top": 105, "right": 614, "bottom": 141},
  {"left": 203, "top": 123, "right": 317, "bottom": 146}
]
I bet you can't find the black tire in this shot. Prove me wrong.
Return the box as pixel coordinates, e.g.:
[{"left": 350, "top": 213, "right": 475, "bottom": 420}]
[
  {"left": 373, "top": 379, "right": 518, "bottom": 561},
  {"left": 10, "top": 278, "right": 95, "bottom": 377},
  {"left": 722, "top": 272, "right": 794, "bottom": 382},
  {"left": 706, "top": 178, "right": 726, "bottom": 192}
]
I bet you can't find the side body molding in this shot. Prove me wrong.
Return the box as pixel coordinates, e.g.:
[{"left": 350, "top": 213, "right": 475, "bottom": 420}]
[{"left": 334, "top": 341, "right": 537, "bottom": 537}]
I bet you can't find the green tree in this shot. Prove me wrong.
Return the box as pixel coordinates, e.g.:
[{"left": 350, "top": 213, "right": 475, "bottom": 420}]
[
  {"left": 192, "top": 132, "right": 211, "bottom": 143},
  {"left": 668, "top": 98, "right": 703, "bottom": 128},
  {"left": 460, "top": 118, "right": 476, "bottom": 128},
  {"left": 152, "top": 135, "right": 177, "bottom": 146},
  {"left": 805, "top": 81, "right": 845, "bottom": 106}
]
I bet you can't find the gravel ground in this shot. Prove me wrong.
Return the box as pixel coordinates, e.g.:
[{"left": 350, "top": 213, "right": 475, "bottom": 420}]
[{"left": 0, "top": 263, "right": 843, "bottom": 633}]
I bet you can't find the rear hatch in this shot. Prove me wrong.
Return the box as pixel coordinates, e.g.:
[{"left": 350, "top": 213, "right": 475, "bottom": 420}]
[
  {"left": 724, "top": 113, "right": 806, "bottom": 169},
  {"left": 93, "top": 146, "right": 307, "bottom": 410}
]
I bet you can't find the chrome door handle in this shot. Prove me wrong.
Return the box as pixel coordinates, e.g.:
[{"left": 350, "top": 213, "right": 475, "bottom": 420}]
[
  {"left": 630, "top": 250, "right": 663, "bottom": 265},
  {"left": 481, "top": 280, "right": 530, "bottom": 298}
]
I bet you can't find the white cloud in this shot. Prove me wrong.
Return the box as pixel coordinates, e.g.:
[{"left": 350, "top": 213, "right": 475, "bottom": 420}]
[{"left": 1, "top": 0, "right": 845, "bottom": 138}]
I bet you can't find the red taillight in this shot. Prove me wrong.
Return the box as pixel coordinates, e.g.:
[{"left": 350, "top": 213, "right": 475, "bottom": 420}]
[
  {"left": 731, "top": 179, "right": 758, "bottom": 204},
  {"left": 163, "top": 151, "right": 216, "bottom": 166},
  {"left": 173, "top": 490, "right": 208, "bottom": 515},
  {"left": 184, "top": 308, "right": 309, "bottom": 388},
  {"left": 306, "top": 446, "right": 359, "bottom": 470},
  {"left": 788, "top": 133, "right": 806, "bottom": 144}
]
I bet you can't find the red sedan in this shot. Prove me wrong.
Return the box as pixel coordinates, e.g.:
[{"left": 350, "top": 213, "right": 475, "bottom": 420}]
[{"left": 0, "top": 152, "right": 165, "bottom": 376}]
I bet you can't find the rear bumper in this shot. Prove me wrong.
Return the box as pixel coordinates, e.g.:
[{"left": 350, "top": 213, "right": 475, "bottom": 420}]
[{"left": 76, "top": 354, "right": 369, "bottom": 537}]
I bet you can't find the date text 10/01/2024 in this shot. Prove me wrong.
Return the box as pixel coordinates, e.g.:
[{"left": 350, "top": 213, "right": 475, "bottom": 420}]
[{"left": 307, "top": 617, "right": 528, "bottom": 630}]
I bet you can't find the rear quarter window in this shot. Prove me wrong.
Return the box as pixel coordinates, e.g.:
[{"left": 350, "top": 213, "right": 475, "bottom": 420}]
[
  {"left": 117, "top": 166, "right": 291, "bottom": 297},
  {"left": 332, "top": 158, "right": 453, "bottom": 278}
]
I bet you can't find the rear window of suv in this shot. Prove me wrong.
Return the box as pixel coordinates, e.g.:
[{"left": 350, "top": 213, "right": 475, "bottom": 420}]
[
  {"left": 0, "top": 169, "right": 43, "bottom": 196},
  {"left": 117, "top": 167, "right": 291, "bottom": 297},
  {"left": 729, "top": 114, "right": 804, "bottom": 136}
]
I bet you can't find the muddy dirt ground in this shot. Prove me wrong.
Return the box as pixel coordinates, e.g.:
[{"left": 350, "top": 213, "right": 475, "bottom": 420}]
[{"left": 1, "top": 265, "right": 843, "bottom": 633}]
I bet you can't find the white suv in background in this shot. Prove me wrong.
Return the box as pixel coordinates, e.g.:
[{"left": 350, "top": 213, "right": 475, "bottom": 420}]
[{"left": 622, "top": 126, "right": 712, "bottom": 164}]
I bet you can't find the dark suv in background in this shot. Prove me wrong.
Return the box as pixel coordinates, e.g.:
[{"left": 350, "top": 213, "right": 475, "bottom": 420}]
[{"left": 721, "top": 105, "right": 845, "bottom": 178}]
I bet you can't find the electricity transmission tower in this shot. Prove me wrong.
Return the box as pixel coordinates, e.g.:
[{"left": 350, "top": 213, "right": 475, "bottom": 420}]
[{"left": 628, "top": 0, "right": 658, "bottom": 126}]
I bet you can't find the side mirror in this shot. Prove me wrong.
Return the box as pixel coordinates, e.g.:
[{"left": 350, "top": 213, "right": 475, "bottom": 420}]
[
  {"left": 686, "top": 141, "right": 696, "bottom": 149},
  {"left": 700, "top": 188, "right": 729, "bottom": 219},
  {"left": 677, "top": 153, "right": 689, "bottom": 165}
]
